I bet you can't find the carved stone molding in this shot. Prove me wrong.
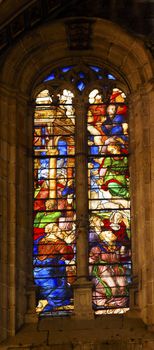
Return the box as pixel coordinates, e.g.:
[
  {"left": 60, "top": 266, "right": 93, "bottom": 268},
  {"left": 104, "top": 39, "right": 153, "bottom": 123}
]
[{"left": 65, "top": 19, "right": 94, "bottom": 50}]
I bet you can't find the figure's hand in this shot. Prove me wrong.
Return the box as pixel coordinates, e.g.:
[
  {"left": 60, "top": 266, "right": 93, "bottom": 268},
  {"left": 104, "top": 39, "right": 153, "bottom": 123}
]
[
  {"left": 104, "top": 137, "right": 115, "bottom": 145},
  {"left": 68, "top": 179, "right": 73, "bottom": 186},
  {"left": 88, "top": 140, "right": 94, "bottom": 146},
  {"left": 97, "top": 178, "right": 104, "bottom": 185},
  {"left": 88, "top": 116, "right": 94, "bottom": 123},
  {"left": 100, "top": 115, "right": 106, "bottom": 123},
  {"left": 93, "top": 157, "right": 103, "bottom": 165},
  {"left": 120, "top": 246, "right": 126, "bottom": 255},
  {"left": 66, "top": 264, "right": 76, "bottom": 284},
  {"left": 122, "top": 123, "right": 128, "bottom": 135},
  {"left": 115, "top": 137, "right": 125, "bottom": 144},
  {"left": 89, "top": 163, "right": 94, "bottom": 168},
  {"left": 65, "top": 232, "right": 75, "bottom": 243}
]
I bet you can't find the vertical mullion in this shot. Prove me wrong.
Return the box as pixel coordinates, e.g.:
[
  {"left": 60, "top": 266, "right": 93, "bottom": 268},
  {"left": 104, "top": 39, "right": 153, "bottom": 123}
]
[{"left": 75, "top": 98, "right": 89, "bottom": 282}]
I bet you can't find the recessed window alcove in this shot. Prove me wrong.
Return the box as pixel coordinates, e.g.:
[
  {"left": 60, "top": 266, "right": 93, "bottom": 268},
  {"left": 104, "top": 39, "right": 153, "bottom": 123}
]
[
  {"left": 33, "top": 63, "right": 131, "bottom": 317},
  {"left": 0, "top": 17, "right": 154, "bottom": 349}
]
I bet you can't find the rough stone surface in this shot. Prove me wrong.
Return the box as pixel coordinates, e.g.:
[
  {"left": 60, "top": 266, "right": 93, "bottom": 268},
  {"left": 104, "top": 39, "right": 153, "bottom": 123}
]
[{"left": 0, "top": 4, "right": 154, "bottom": 349}]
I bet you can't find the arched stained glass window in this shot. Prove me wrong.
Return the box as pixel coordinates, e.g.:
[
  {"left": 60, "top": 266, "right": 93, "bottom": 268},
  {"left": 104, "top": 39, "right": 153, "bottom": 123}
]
[
  {"left": 87, "top": 88, "right": 131, "bottom": 315},
  {"left": 33, "top": 64, "right": 131, "bottom": 316},
  {"left": 33, "top": 88, "right": 76, "bottom": 316}
]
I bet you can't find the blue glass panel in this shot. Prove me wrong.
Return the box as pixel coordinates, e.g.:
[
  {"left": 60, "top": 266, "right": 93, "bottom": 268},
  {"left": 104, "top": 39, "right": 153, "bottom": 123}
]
[
  {"left": 77, "top": 81, "right": 86, "bottom": 91},
  {"left": 89, "top": 65, "right": 100, "bottom": 72},
  {"left": 61, "top": 66, "right": 73, "bottom": 73},
  {"left": 44, "top": 73, "right": 55, "bottom": 82},
  {"left": 78, "top": 72, "right": 85, "bottom": 78},
  {"left": 108, "top": 74, "right": 116, "bottom": 80}
]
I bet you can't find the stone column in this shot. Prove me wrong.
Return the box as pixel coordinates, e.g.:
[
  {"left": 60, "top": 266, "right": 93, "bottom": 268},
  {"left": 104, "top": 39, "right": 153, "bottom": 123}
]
[
  {"left": 126, "top": 94, "right": 141, "bottom": 317},
  {"left": 73, "top": 96, "right": 93, "bottom": 319},
  {"left": 142, "top": 82, "right": 154, "bottom": 325},
  {"left": 0, "top": 86, "right": 10, "bottom": 340},
  {"left": 127, "top": 83, "right": 154, "bottom": 325},
  {"left": 23, "top": 101, "right": 38, "bottom": 324}
]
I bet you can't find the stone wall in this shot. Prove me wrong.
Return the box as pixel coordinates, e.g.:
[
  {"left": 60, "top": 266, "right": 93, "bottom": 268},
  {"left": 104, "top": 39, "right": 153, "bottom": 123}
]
[
  {"left": 0, "top": 17, "right": 154, "bottom": 349},
  {"left": 1, "top": 316, "right": 154, "bottom": 349}
]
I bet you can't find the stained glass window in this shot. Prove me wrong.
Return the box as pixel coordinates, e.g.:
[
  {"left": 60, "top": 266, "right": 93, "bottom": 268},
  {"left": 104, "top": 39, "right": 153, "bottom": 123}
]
[
  {"left": 33, "top": 89, "right": 76, "bottom": 316},
  {"left": 88, "top": 88, "right": 131, "bottom": 315},
  {"left": 33, "top": 64, "right": 131, "bottom": 317}
]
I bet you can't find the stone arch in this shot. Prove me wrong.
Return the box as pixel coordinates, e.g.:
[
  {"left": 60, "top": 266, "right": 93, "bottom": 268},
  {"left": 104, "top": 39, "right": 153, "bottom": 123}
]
[
  {"left": 0, "top": 17, "right": 154, "bottom": 342},
  {"left": 1, "top": 18, "right": 153, "bottom": 92}
]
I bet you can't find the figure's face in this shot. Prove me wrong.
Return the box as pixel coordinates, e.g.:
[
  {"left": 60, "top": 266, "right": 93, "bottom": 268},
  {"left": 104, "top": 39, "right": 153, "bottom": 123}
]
[
  {"left": 95, "top": 94, "right": 102, "bottom": 103},
  {"left": 100, "top": 230, "right": 117, "bottom": 243},
  {"left": 111, "top": 212, "right": 122, "bottom": 224},
  {"left": 46, "top": 223, "right": 62, "bottom": 239},
  {"left": 91, "top": 216, "right": 102, "bottom": 228},
  {"left": 45, "top": 200, "right": 54, "bottom": 210},
  {"left": 92, "top": 169, "right": 99, "bottom": 176},
  {"left": 107, "top": 145, "right": 120, "bottom": 154},
  {"left": 45, "top": 223, "right": 55, "bottom": 234},
  {"left": 107, "top": 104, "right": 116, "bottom": 116},
  {"left": 58, "top": 176, "right": 66, "bottom": 185},
  {"left": 52, "top": 224, "right": 60, "bottom": 234},
  {"left": 67, "top": 194, "right": 73, "bottom": 204}
]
